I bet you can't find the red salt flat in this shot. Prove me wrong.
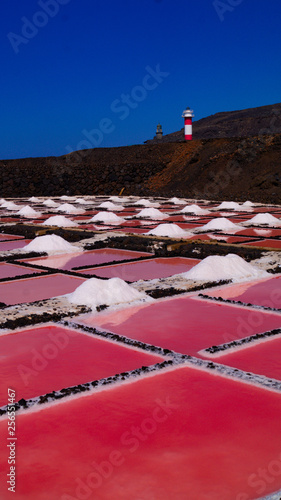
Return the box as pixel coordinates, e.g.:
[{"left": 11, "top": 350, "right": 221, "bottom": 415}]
[
  {"left": 0, "top": 217, "right": 22, "bottom": 223},
  {"left": 206, "top": 276, "right": 281, "bottom": 308},
  {"left": 0, "top": 234, "right": 24, "bottom": 240},
  {"left": 0, "top": 239, "right": 31, "bottom": 251},
  {"left": 204, "top": 335, "right": 281, "bottom": 381},
  {"left": 166, "top": 215, "right": 205, "bottom": 223},
  {"left": 78, "top": 296, "right": 281, "bottom": 356},
  {"left": 80, "top": 257, "right": 200, "bottom": 281},
  {"left": 0, "top": 324, "right": 164, "bottom": 405},
  {"left": 0, "top": 263, "right": 44, "bottom": 280},
  {"left": 236, "top": 228, "right": 281, "bottom": 237},
  {"left": 113, "top": 227, "right": 153, "bottom": 234},
  {"left": 0, "top": 273, "right": 86, "bottom": 305},
  {"left": 186, "top": 233, "right": 256, "bottom": 243},
  {"left": 244, "top": 239, "right": 281, "bottom": 249},
  {"left": 1, "top": 366, "right": 281, "bottom": 499},
  {"left": 22, "top": 248, "right": 153, "bottom": 270}
]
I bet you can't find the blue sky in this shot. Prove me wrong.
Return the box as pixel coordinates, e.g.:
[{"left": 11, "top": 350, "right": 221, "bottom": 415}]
[{"left": 1, "top": 0, "right": 281, "bottom": 159}]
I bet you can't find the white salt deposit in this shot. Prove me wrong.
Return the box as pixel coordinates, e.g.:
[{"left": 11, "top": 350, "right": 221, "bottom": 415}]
[
  {"left": 180, "top": 204, "right": 210, "bottom": 215},
  {"left": 134, "top": 199, "right": 160, "bottom": 208},
  {"left": 16, "top": 206, "right": 42, "bottom": 218},
  {"left": 21, "top": 234, "right": 82, "bottom": 255},
  {"left": 147, "top": 223, "right": 192, "bottom": 238},
  {"left": 42, "top": 215, "right": 78, "bottom": 227},
  {"left": 179, "top": 254, "right": 269, "bottom": 282},
  {"left": 109, "top": 196, "right": 127, "bottom": 203},
  {"left": 196, "top": 217, "right": 241, "bottom": 232},
  {"left": 98, "top": 201, "right": 124, "bottom": 211},
  {"left": 90, "top": 212, "right": 125, "bottom": 224},
  {"left": 60, "top": 195, "right": 73, "bottom": 201},
  {"left": 28, "top": 197, "right": 40, "bottom": 202},
  {"left": 43, "top": 199, "right": 59, "bottom": 208},
  {"left": 168, "top": 197, "right": 187, "bottom": 205},
  {"left": 57, "top": 203, "right": 83, "bottom": 214},
  {"left": 137, "top": 208, "right": 168, "bottom": 219},
  {"left": 74, "top": 198, "right": 91, "bottom": 205},
  {"left": 214, "top": 201, "right": 243, "bottom": 211},
  {"left": 243, "top": 213, "right": 281, "bottom": 227},
  {"left": 243, "top": 200, "right": 255, "bottom": 207},
  {"left": 68, "top": 277, "right": 147, "bottom": 309},
  {"left": 1, "top": 201, "right": 20, "bottom": 210}
]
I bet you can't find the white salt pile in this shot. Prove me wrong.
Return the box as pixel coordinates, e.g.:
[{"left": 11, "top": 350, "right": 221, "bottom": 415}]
[
  {"left": 28, "top": 197, "right": 40, "bottom": 202},
  {"left": 243, "top": 201, "right": 255, "bottom": 207},
  {"left": 1, "top": 201, "right": 20, "bottom": 210},
  {"left": 68, "top": 277, "right": 147, "bottom": 309},
  {"left": 0, "top": 199, "right": 6, "bottom": 204},
  {"left": 168, "top": 197, "right": 187, "bottom": 205},
  {"left": 180, "top": 204, "right": 210, "bottom": 215},
  {"left": 90, "top": 212, "right": 125, "bottom": 224},
  {"left": 98, "top": 201, "right": 124, "bottom": 211},
  {"left": 196, "top": 217, "right": 241, "bottom": 232},
  {"left": 43, "top": 199, "right": 59, "bottom": 208},
  {"left": 16, "top": 206, "right": 42, "bottom": 218},
  {"left": 21, "top": 234, "right": 82, "bottom": 255},
  {"left": 179, "top": 254, "right": 269, "bottom": 282},
  {"left": 243, "top": 213, "right": 281, "bottom": 227},
  {"left": 109, "top": 196, "right": 128, "bottom": 203},
  {"left": 42, "top": 215, "right": 78, "bottom": 227},
  {"left": 137, "top": 208, "right": 168, "bottom": 220},
  {"left": 60, "top": 195, "right": 73, "bottom": 201},
  {"left": 134, "top": 199, "right": 160, "bottom": 208},
  {"left": 147, "top": 223, "right": 192, "bottom": 238},
  {"left": 57, "top": 203, "right": 83, "bottom": 214},
  {"left": 74, "top": 198, "right": 91, "bottom": 205},
  {"left": 214, "top": 201, "right": 243, "bottom": 211}
]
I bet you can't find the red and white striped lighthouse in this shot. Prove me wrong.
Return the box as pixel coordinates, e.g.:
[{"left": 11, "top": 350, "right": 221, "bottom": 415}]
[{"left": 182, "top": 107, "right": 194, "bottom": 140}]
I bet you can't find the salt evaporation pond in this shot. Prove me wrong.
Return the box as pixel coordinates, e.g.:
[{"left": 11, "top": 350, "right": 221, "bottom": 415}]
[
  {"left": 0, "top": 274, "right": 86, "bottom": 305},
  {"left": 1, "top": 197, "right": 281, "bottom": 499},
  {"left": 0, "top": 324, "right": 163, "bottom": 406},
  {"left": 206, "top": 275, "right": 281, "bottom": 308},
  {"left": 204, "top": 335, "right": 281, "bottom": 381},
  {"left": 0, "top": 263, "right": 44, "bottom": 280},
  {"left": 245, "top": 238, "right": 281, "bottom": 249},
  {"left": 78, "top": 296, "right": 281, "bottom": 356},
  {"left": 235, "top": 227, "right": 281, "bottom": 238},
  {"left": 0, "top": 239, "right": 31, "bottom": 252},
  {"left": 80, "top": 257, "right": 200, "bottom": 281},
  {"left": 22, "top": 248, "right": 152, "bottom": 270},
  {"left": 0, "top": 234, "right": 24, "bottom": 240},
  {"left": 1, "top": 366, "right": 281, "bottom": 499}
]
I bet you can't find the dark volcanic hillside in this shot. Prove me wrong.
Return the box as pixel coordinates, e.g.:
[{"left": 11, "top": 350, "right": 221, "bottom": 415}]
[
  {"left": 1, "top": 133, "right": 281, "bottom": 203},
  {"left": 146, "top": 103, "right": 281, "bottom": 143}
]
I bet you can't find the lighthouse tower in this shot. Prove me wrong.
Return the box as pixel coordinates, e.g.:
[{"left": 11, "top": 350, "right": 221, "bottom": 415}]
[
  {"left": 182, "top": 107, "right": 194, "bottom": 140},
  {"left": 155, "top": 123, "right": 163, "bottom": 140}
]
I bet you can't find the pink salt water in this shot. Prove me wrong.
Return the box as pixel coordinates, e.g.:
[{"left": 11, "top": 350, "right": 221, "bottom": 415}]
[
  {"left": 245, "top": 239, "right": 281, "bottom": 249},
  {"left": 79, "top": 296, "right": 281, "bottom": 356},
  {"left": 23, "top": 248, "right": 152, "bottom": 270},
  {"left": 1, "top": 366, "right": 281, "bottom": 499},
  {"left": 0, "top": 263, "right": 44, "bottom": 280},
  {"left": 204, "top": 335, "right": 281, "bottom": 381},
  {"left": 0, "top": 324, "right": 163, "bottom": 405},
  {"left": 236, "top": 228, "right": 281, "bottom": 237},
  {"left": 0, "top": 234, "right": 24, "bottom": 240},
  {"left": 114, "top": 227, "right": 154, "bottom": 234},
  {"left": 0, "top": 273, "right": 86, "bottom": 305},
  {"left": 0, "top": 239, "right": 31, "bottom": 251},
  {"left": 206, "top": 276, "right": 281, "bottom": 308},
  {"left": 80, "top": 257, "right": 200, "bottom": 281}
]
